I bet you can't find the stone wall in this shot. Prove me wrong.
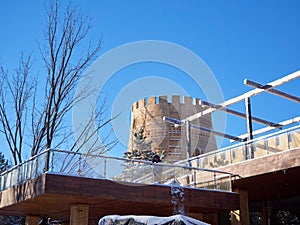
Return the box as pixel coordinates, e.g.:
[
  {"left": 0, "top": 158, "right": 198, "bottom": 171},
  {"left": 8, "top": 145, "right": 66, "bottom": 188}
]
[{"left": 128, "top": 95, "right": 217, "bottom": 162}]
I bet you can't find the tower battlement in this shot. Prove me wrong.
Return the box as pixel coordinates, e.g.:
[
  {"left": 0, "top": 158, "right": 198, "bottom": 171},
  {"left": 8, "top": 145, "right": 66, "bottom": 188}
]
[
  {"left": 128, "top": 95, "right": 217, "bottom": 163},
  {"left": 132, "top": 95, "right": 205, "bottom": 111}
]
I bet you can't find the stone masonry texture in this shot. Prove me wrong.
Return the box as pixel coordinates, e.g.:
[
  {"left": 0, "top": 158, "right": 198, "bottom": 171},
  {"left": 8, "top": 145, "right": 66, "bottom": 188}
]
[{"left": 128, "top": 95, "right": 217, "bottom": 163}]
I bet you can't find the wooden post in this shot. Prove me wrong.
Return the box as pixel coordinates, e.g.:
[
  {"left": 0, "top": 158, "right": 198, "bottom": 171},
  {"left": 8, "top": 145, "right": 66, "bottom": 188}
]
[
  {"left": 70, "top": 204, "right": 89, "bottom": 225},
  {"left": 245, "top": 97, "right": 253, "bottom": 141},
  {"left": 245, "top": 97, "right": 254, "bottom": 159},
  {"left": 44, "top": 149, "right": 50, "bottom": 172},
  {"left": 231, "top": 189, "right": 249, "bottom": 225},
  {"left": 25, "top": 216, "right": 40, "bottom": 225},
  {"left": 186, "top": 120, "right": 192, "bottom": 165},
  {"left": 261, "top": 201, "right": 267, "bottom": 225}
]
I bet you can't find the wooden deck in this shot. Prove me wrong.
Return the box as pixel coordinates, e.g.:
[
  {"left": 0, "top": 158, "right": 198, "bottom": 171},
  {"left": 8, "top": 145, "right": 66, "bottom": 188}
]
[
  {"left": 0, "top": 173, "right": 239, "bottom": 224},
  {"left": 2, "top": 137, "right": 298, "bottom": 224}
]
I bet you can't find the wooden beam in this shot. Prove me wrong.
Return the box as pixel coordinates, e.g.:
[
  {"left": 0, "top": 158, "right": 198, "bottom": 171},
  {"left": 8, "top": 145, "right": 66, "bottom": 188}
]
[
  {"left": 244, "top": 79, "right": 300, "bottom": 103},
  {"left": 184, "top": 69, "right": 300, "bottom": 122},
  {"left": 233, "top": 116, "right": 300, "bottom": 141},
  {"left": 199, "top": 100, "right": 281, "bottom": 128}
]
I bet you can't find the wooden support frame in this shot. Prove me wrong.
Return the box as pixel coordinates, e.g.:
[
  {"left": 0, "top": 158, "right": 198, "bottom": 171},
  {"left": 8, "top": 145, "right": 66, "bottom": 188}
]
[
  {"left": 184, "top": 69, "right": 300, "bottom": 122},
  {"left": 199, "top": 100, "right": 281, "bottom": 128},
  {"left": 244, "top": 79, "right": 300, "bottom": 103},
  {"left": 180, "top": 69, "right": 300, "bottom": 143},
  {"left": 233, "top": 116, "right": 300, "bottom": 141}
]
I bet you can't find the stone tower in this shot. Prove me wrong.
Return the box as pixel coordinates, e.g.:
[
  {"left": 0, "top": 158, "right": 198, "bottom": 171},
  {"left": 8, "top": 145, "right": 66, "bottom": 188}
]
[{"left": 128, "top": 95, "right": 217, "bottom": 163}]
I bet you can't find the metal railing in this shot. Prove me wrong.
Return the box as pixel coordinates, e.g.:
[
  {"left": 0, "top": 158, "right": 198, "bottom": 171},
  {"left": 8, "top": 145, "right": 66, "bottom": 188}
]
[
  {"left": 177, "top": 124, "right": 300, "bottom": 169},
  {"left": 0, "top": 149, "right": 232, "bottom": 192}
]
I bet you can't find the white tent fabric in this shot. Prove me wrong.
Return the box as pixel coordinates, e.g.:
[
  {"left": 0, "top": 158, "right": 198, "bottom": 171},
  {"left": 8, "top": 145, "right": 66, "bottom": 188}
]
[{"left": 98, "top": 214, "right": 210, "bottom": 225}]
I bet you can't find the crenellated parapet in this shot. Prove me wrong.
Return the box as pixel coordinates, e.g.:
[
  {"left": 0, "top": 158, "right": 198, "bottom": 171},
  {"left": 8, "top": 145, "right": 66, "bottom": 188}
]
[
  {"left": 128, "top": 95, "right": 217, "bottom": 163},
  {"left": 132, "top": 95, "right": 207, "bottom": 111}
]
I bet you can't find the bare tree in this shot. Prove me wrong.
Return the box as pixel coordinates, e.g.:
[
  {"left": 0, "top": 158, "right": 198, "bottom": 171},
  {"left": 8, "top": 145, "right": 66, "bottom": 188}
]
[
  {"left": 0, "top": 54, "right": 36, "bottom": 165},
  {"left": 0, "top": 1, "right": 116, "bottom": 166},
  {"left": 31, "top": 1, "right": 103, "bottom": 154}
]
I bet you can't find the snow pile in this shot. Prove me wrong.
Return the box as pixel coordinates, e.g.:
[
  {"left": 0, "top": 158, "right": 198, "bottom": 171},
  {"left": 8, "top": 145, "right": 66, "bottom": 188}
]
[
  {"left": 170, "top": 180, "right": 185, "bottom": 215},
  {"left": 98, "top": 214, "right": 210, "bottom": 225}
]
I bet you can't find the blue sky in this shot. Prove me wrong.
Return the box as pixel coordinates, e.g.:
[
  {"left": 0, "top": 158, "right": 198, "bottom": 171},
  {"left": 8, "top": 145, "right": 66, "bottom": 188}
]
[{"left": 0, "top": 1, "right": 300, "bottom": 158}]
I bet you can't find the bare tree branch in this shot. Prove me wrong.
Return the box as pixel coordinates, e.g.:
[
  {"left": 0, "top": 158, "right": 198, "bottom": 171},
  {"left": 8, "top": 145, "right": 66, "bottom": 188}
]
[
  {"left": 31, "top": 1, "right": 104, "bottom": 156},
  {"left": 0, "top": 54, "right": 36, "bottom": 164},
  {"left": 0, "top": 1, "right": 116, "bottom": 171}
]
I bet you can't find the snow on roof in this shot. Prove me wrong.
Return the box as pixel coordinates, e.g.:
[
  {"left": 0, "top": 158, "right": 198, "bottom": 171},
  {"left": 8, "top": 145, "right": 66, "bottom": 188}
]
[{"left": 98, "top": 214, "right": 210, "bottom": 225}]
